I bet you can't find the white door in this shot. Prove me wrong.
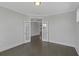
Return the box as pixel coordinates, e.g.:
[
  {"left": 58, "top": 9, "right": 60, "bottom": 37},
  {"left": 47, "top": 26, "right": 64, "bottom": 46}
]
[
  {"left": 24, "top": 22, "right": 31, "bottom": 43},
  {"left": 42, "top": 20, "right": 48, "bottom": 42}
]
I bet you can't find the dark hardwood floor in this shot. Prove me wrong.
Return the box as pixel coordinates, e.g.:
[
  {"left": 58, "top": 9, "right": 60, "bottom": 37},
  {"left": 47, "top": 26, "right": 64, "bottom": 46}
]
[{"left": 0, "top": 35, "right": 78, "bottom": 56}]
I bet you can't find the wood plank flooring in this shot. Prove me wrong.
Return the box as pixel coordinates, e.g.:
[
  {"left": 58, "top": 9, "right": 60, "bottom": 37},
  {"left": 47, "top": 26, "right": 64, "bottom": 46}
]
[
  {"left": 0, "top": 35, "right": 78, "bottom": 56},
  {"left": 0, "top": 41, "right": 78, "bottom": 56}
]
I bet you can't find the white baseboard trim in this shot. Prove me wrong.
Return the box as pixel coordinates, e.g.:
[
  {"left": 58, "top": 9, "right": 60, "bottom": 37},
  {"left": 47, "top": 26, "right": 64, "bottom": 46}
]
[
  {"left": 0, "top": 41, "right": 29, "bottom": 52},
  {"left": 75, "top": 47, "right": 79, "bottom": 55},
  {"left": 49, "top": 41, "right": 75, "bottom": 47},
  {"left": 48, "top": 41, "right": 79, "bottom": 55},
  {"left": 24, "top": 40, "right": 31, "bottom": 43},
  {"left": 43, "top": 40, "right": 79, "bottom": 55},
  {"left": 0, "top": 40, "right": 77, "bottom": 55},
  {"left": 42, "top": 40, "right": 75, "bottom": 47}
]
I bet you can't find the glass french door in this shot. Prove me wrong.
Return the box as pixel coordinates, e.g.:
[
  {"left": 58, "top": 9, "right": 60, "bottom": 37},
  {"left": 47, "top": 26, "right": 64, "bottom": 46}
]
[
  {"left": 42, "top": 20, "right": 49, "bottom": 42},
  {"left": 24, "top": 22, "right": 31, "bottom": 43}
]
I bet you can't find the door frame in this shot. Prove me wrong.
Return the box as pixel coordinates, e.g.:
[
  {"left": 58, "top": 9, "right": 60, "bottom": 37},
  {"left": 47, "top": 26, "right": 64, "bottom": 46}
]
[{"left": 24, "top": 20, "right": 49, "bottom": 43}]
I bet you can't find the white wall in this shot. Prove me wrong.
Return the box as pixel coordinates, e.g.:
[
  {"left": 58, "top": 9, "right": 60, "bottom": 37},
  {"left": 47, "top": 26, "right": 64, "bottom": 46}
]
[
  {"left": 0, "top": 7, "right": 28, "bottom": 52},
  {"left": 44, "top": 11, "right": 77, "bottom": 47},
  {"left": 76, "top": 9, "right": 79, "bottom": 55},
  {"left": 76, "top": 23, "right": 79, "bottom": 55}
]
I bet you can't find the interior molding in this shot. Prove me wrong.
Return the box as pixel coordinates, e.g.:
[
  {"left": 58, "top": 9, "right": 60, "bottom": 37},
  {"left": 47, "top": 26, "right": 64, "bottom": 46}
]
[
  {"left": 0, "top": 41, "right": 27, "bottom": 52},
  {"left": 48, "top": 41, "right": 75, "bottom": 48}
]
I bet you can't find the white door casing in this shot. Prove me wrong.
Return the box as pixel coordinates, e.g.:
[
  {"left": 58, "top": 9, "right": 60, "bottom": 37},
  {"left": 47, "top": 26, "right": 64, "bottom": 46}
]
[
  {"left": 42, "top": 20, "right": 49, "bottom": 42},
  {"left": 24, "top": 22, "right": 31, "bottom": 43},
  {"left": 24, "top": 19, "right": 48, "bottom": 43}
]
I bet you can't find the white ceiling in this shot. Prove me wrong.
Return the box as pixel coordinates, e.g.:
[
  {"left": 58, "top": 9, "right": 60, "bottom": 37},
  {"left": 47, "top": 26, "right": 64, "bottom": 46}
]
[{"left": 0, "top": 2, "right": 79, "bottom": 16}]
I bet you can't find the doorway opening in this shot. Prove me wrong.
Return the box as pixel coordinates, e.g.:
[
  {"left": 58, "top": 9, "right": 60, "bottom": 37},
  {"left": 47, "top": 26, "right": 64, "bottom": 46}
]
[
  {"left": 31, "top": 18, "right": 42, "bottom": 46},
  {"left": 24, "top": 18, "right": 49, "bottom": 55},
  {"left": 30, "top": 18, "right": 43, "bottom": 55}
]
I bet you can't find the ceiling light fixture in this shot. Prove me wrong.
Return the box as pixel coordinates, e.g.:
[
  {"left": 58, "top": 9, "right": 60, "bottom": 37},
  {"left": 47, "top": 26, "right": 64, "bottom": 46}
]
[
  {"left": 35, "top": 2, "right": 41, "bottom": 6},
  {"left": 34, "top": 0, "right": 41, "bottom": 6}
]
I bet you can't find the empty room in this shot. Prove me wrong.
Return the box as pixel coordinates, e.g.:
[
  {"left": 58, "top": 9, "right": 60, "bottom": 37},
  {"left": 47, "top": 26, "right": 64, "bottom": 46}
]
[{"left": 0, "top": 2, "right": 79, "bottom": 56}]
